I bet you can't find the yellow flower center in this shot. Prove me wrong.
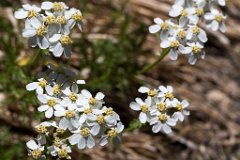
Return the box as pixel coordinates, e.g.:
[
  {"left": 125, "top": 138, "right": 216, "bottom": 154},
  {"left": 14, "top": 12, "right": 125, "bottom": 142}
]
[
  {"left": 47, "top": 99, "right": 56, "bottom": 107},
  {"left": 53, "top": 85, "right": 61, "bottom": 95},
  {"left": 165, "top": 92, "right": 174, "bottom": 100},
  {"left": 56, "top": 128, "right": 64, "bottom": 136},
  {"left": 57, "top": 16, "right": 67, "bottom": 25},
  {"left": 104, "top": 108, "right": 113, "bottom": 116},
  {"left": 60, "top": 35, "right": 72, "bottom": 45},
  {"left": 54, "top": 137, "right": 61, "bottom": 147},
  {"left": 196, "top": 8, "right": 204, "bottom": 16},
  {"left": 84, "top": 107, "right": 93, "bottom": 114},
  {"left": 72, "top": 12, "right": 83, "bottom": 21},
  {"left": 160, "top": 22, "right": 169, "bottom": 30},
  {"left": 45, "top": 15, "right": 56, "bottom": 24},
  {"left": 36, "top": 125, "right": 47, "bottom": 134},
  {"left": 27, "top": 10, "right": 37, "bottom": 18},
  {"left": 31, "top": 149, "right": 42, "bottom": 159},
  {"left": 37, "top": 25, "right": 47, "bottom": 37},
  {"left": 80, "top": 127, "right": 90, "bottom": 137},
  {"left": 215, "top": 15, "right": 223, "bottom": 22},
  {"left": 192, "top": 26, "right": 200, "bottom": 34},
  {"left": 65, "top": 110, "right": 74, "bottom": 119},
  {"left": 53, "top": 2, "right": 63, "bottom": 11},
  {"left": 181, "top": 9, "right": 187, "bottom": 17},
  {"left": 157, "top": 102, "right": 167, "bottom": 111},
  {"left": 69, "top": 92, "right": 78, "bottom": 102},
  {"left": 192, "top": 45, "right": 201, "bottom": 54},
  {"left": 140, "top": 104, "right": 148, "bottom": 113},
  {"left": 147, "top": 89, "right": 157, "bottom": 97},
  {"left": 170, "top": 40, "right": 180, "bottom": 48},
  {"left": 107, "top": 128, "right": 117, "bottom": 138},
  {"left": 176, "top": 103, "right": 183, "bottom": 111},
  {"left": 159, "top": 114, "right": 168, "bottom": 123},
  {"left": 38, "top": 79, "right": 47, "bottom": 88},
  {"left": 89, "top": 97, "right": 97, "bottom": 105},
  {"left": 58, "top": 148, "right": 68, "bottom": 158},
  {"left": 177, "top": 29, "right": 186, "bottom": 38},
  {"left": 97, "top": 115, "right": 105, "bottom": 124}
]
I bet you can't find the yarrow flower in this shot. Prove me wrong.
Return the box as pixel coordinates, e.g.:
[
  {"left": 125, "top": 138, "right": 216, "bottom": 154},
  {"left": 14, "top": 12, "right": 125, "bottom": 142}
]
[
  {"left": 14, "top": 1, "right": 83, "bottom": 58},
  {"left": 130, "top": 85, "right": 190, "bottom": 134},
  {"left": 149, "top": 0, "right": 227, "bottom": 64},
  {"left": 25, "top": 64, "right": 124, "bottom": 159}
]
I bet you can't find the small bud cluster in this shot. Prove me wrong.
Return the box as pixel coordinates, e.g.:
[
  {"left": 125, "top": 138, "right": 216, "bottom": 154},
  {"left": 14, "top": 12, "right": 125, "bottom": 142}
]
[
  {"left": 14, "top": 1, "right": 83, "bottom": 58},
  {"left": 130, "top": 85, "right": 190, "bottom": 134},
  {"left": 26, "top": 65, "right": 124, "bottom": 159},
  {"left": 149, "top": 0, "right": 226, "bottom": 64}
]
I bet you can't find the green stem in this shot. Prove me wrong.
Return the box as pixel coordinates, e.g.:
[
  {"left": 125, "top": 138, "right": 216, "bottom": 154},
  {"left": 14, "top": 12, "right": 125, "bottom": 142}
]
[{"left": 138, "top": 48, "right": 171, "bottom": 74}]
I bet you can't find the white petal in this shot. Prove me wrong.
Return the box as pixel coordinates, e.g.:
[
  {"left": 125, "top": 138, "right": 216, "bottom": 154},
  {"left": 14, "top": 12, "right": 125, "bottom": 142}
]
[
  {"left": 87, "top": 136, "right": 95, "bottom": 148},
  {"left": 37, "top": 94, "right": 47, "bottom": 103},
  {"left": 153, "top": 18, "right": 163, "bottom": 24},
  {"left": 49, "top": 34, "right": 61, "bottom": 43},
  {"left": 163, "top": 124, "right": 172, "bottom": 134},
  {"left": 77, "top": 80, "right": 86, "bottom": 84},
  {"left": 198, "top": 30, "right": 208, "bottom": 42},
  {"left": 45, "top": 107, "right": 54, "bottom": 118},
  {"left": 81, "top": 89, "right": 92, "bottom": 98},
  {"left": 14, "top": 9, "right": 28, "bottom": 19},
  {"left": 90, "top": 125, "right": 100, "bottom": 136},
  {"left": 138, "top": 86, "right": 149, "bottom": 93},
  {"left": 53, "top": 43, "right": 64, "bottom": 57},
  {"left": 38, "top": 36, "right": 49, "bottom": 49},
  {"left": 95, "top": 92, "right": 105, "bottom": 100},
  {"left": 160, "top": 40, "right": 171, "bottom": 48},
  {"left": 26, "top": 140, "right": 38, "bottom": 150},
  {"left": 41, "top": 2, "right": 53, "bottom": 10},
  {"left": 38, "top": 105, "right": 49, "bottom": 112},
  {"left": 30, "top": 18, "right": 41, "bottom": 29},
  {"left": 220, "top": 23, "right": 226, "bottom": 32},
  {"left": 152, "top": 122, "right": 161, "bottom": 133},
  {"left": 139, "top": 112, "right": 147, "bottom": 123},
  {"left": 99, "top": 136, "right": 108, "bottom": 146},
  {"left": 26, "top": 82, "right": 38, "bottom": 91},
  {"left": 188, "top": 54, "right": 197, "bottom": 65},
  {"left": 211, "top": 20, "right": 219, "bottom": 31},
  {"left": 45, "top": 85, "right": 53, "bottom": 95},
  {"left": 169, "top": 49, "right": 178, "bottom": 60},
  {"left": 149, "top": 24, "right": 160, "bottom": 33},
  {"left": 78, "top": 137, "right": 86, "bottom": 149},
  {"left": 68, "top": 134, "right": 80, "bottom": 145},
  {"left": 22, "top": 28, "right": 36, "bottom": 38}
]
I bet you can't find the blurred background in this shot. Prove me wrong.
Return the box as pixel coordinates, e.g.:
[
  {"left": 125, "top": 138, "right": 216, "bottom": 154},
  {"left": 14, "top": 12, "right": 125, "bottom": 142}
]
[{"left": 0, "top": 0, "right": 240, "bottom": 159}]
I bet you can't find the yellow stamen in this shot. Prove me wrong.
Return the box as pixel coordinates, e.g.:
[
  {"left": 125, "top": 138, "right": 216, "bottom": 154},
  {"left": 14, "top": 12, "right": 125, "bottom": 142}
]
[
  {"left": 215, "top": 15, "right": 223, "bottom": 22},
  {"left": 97, "top": 115, "right": 105, "bottom": 124},
  {"left": 65, "top": 110, "right": 74, "bottom": 119},
  {"left": 47, "top": 99, "right": 56, "bottom": 107},
  {"left": 177, "top": 29, "right": 186, "bottom": 38},
  {"left": 84, "top": 107, "right": 93, "bottom": 114},
  {"left": 57, "top": 15, "right": 67, "bottom": 25},
  {"left": 89, "top": 97, "right": 97, "bottom": 105},
  {"left": 71, "top": 12, "right": 83, "bottom": 21},
  {"left": 159, "top": 114, "right": 167, "bottom": 123},
  {"left": 31, "top": 149, "right": 42, "bottom": 159},
  {"left": 160, "top": 22, "right": 169, "bottom": 30},
  {"left": 28, "top": 10, "right": 37, "bottom": 18},
  {"left": 181, "top": 9, "right": 187, "bottom": 17},
  {"left": 170, "top": 40, "right": 180, "bottom": 48},
  {"left": 80, "top": 127, "right": 90, "bottom": 137},
  {"left": 104, "top": 108, "right": 113, "bottom": 116},
  {"left": 196, "top": 8, "right": 204, "bottom": 16},
  {"left": 157, "top": 102, "right": 167, "bottom": 111},
  {"left": 37, "top": 26, "right": 47, "bottom": 37},
  {"left": 39, "top": 79, "right": 47, "bottom": 88},
  {"left": 165, "top": 92, "right": 174, "bottom": 100},
  {"left": 36, "top": 125, "right": 47, "bottom": 134},
  {"left": 68, "top": 92, "right": 77, "bottom": 102},
  {"left": 53, "top": 85, "right": 61, "bottom": 95},
  {"left": 60, "top": 35, "right": 72, "bottom": 45},
  {"left": 192, "top": 45, "right": 201, "bottom": 54},
  {"left": 107, "top": 128, "right": 117, "bottom": 138},
  {"left": 192, "top": 26, "right": 200, "bottom": 34},
  {"left": 53, "top": 2, "right": 63, "bottom": 11},
  {"left": 45, "top": 15, "right": 56, "bottom": 24},
  {"left": 176, "top": 103, "right": 183, "bottom": 111},
  {"left": 147, "top": 89, "right": 157, "bottom": 97},
  {"left": 58, "top": 148, "right": 68, "bottom": 158},
  {"left": 140, "top": 104, "right": 148, "bottom": 113}
]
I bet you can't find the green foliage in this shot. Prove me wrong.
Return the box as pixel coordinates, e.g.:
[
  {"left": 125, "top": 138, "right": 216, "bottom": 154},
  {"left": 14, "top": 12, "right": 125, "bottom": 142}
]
[{"left": 124, "top": 118, "right": 143, "bottom": 132}]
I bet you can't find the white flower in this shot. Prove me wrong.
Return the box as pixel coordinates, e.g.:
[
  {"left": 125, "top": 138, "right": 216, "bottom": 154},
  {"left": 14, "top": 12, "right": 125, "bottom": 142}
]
[
  {"left": 158, "top": 85, "right": 175, "bottom": 102},
  {"left": 54, "top": 106, "right": 79, "bottom": 130},
  {"left": 22, "top": 18, "right": 49, "bottom": 49},
  {"left": 80, "top": 89, "right": 105, "bottom": 107},
  {"left": 26, "top": 139, "right": 45, "bottom": 159},
  {"left": 41, "top": 1, "right": 68, "bottom": 12},
  {"left": 172, "top": 99, "right": 190, "bottom": 122},
  {"left": 130, "top": 97, "right": 152, "bottom": 123},
  {"left": 149, "top": 18, "right": 171, "bottom": 40},
  {"left": 102, "top": 107, "right": 120, "bottom": 126},
  {"left": 186, "top": 25, "right": 208, "bottom": 43},
  {"left": 99, "top": 122, "right": 124, "bottom": 146},
  {"left": 14, "top": 4, "right": 41, "bottom": 20},
  {"left": 160, "top": 37, "right": 191, "bottom": 60},
  {"left": 49, "top": 34, "right": 72, "bottom": 57},
  {"left": 150, "top": 114, "right": 176, "bottom": 134},
  {"left": 37, "top": 94, "right": 61, "bottom": 118},
  {"left": 68, "top": 126, "right": 96, "bottom": 149},
  {"left": 138, "top": 86, "right": 158, "bottom": 97},
  {"left": 186, "top": 42, "right": 205, "bottom": 65},
  {"left": 48, "top": 144, "right": 71, "bottom": 159},
  {"left": 204, "top": 8, "right": 226, "bottom": 32},
  {"left": 65, "top": 8, "right": 83, "bottom": 31},
  {"left": 26, "top": 78, "right": 48, "bottom": 94}
]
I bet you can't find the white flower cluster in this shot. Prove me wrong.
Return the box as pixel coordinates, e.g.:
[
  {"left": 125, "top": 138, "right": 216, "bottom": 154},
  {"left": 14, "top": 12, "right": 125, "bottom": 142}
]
[
  {"left": 14, "top": 2, "right": 83, "bottom": 58},
  {"left": 149, "top": 0, "right": 226, "bottom": 64},
  {"left": 130, "top": 85, "right": 189, "bottom": 134},
  {"left": 26, "top": 66, "right": 124, "bottom": 159}
]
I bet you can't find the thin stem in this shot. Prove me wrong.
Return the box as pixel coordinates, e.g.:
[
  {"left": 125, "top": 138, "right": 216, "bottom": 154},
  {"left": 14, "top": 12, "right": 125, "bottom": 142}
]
[{"left": 138, "top": 48, "right": 171, "bottom": 74}]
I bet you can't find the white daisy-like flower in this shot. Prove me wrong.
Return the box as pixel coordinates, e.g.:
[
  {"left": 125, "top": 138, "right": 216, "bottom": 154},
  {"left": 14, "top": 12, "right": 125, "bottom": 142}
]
[
  {"left": 186, "top": 25, "right": 208, "bottom": 43},
  {"left": 102, "top": 107, "right": 120, "bottom": 126},
  {"left": 49, "top": 34, "right": 72, "bottom": 57},
  {"left": 186, "top": 42, "right": 205, "bottom": 65},
  {"left": 99, "top": 122, "right": 124, "bottom": 146},
  {"left": 130, "top": 97, "right": 152, "bottom": 123},
  {"left": 80, "top": 89, "right": 105, "bottom": 107},
  {"left": 65, "top": 8, "right": 83, "bottom": 32},
  {"left": 172, "top": 99, "right": 190, "bottom": 122},
  {"left": 37, "top": 94, "right": 61, "bottom": 118},
  {"left": 42, "top": 14, "right": 60, "bottom": 37},
  {"left": 150, "top": 113, "right": 176, "bottom": 134},
  {"left": 204, "top": 8, "right": 226, "bottom": 32},
  {"left": 158, "top": 85, "right": 175, "bottom": 102},
  {"left": 14, "top": 4, "right": 41, "bottom": 20},
  {"left": 149, "top": 18, "right": 171, "bottom": 40},
  {"left": 41, "top": 1, "right": 68, "bottom": 12},
  {"left": 138, "top": 86, "right": 158, "bottom": 97},
  {"left": 160, "top": 37, "right": 191, "bottom": 60},
  {"left": 48, "top": 144, "right": 71, "bottom": 159},
  {"left": 68, "top": 126, "right": 97, "bottom": 149},
  {"left": 22, "top": 18, "right": 50, "bottom": 49},
  {"left": 54, "top": 106, "right": 79, "bottom": 130},
  {"left": 26, "top": 139, "right": 45, "bottom": 159},
  {"left": 26, "top": 78, "right": 48, "bottom": 94}
]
